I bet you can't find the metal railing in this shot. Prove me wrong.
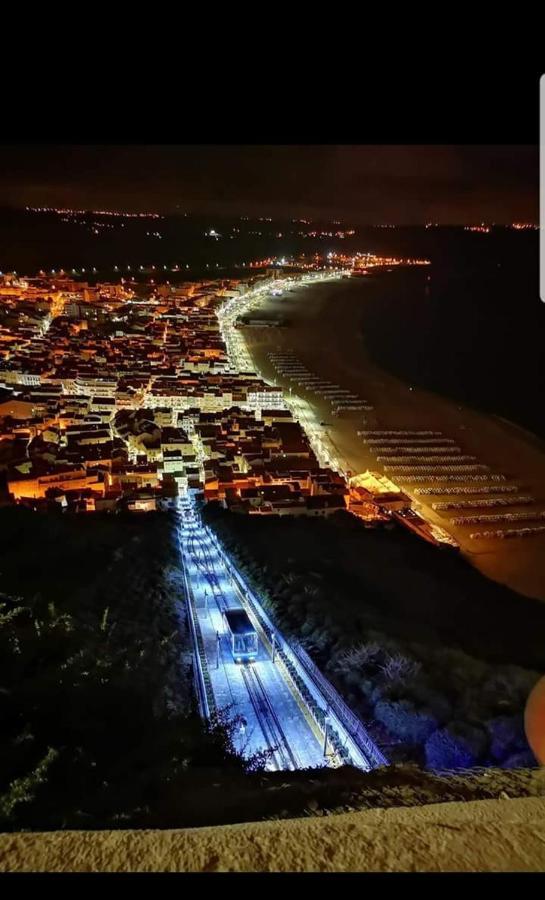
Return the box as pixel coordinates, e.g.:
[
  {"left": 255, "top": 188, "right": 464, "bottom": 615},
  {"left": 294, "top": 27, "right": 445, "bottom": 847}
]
[
  {"left": 291, "top": 643, "right": 388, "bottom": 768},
  {"left": 178, "top": 533, "right": 216, "bottom": 720},
  {"left": 209, "top": 527, "right": 388, "bottom": 769}
]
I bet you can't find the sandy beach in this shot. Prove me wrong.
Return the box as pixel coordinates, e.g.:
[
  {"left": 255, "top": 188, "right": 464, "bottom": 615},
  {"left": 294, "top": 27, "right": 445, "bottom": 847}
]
[{"left": 242, "top": 278, "right": 545, "bottom": 603}]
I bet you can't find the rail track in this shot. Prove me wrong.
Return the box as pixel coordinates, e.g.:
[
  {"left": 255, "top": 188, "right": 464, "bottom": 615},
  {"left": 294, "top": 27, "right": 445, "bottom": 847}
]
[{"left": 241, "top": 664, "right": 300, "bottom": 770}]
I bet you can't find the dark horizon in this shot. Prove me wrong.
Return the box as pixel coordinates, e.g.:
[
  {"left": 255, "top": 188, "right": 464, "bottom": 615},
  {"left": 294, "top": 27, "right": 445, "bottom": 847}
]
[{"left": 0, "top": 145, "right": 538, "bottom": 225}]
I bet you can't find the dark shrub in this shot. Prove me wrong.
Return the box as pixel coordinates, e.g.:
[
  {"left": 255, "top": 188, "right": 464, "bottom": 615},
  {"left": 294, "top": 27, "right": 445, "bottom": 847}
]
[
  {"left": 371, "top": 681, "right": 405, "bottom": 706},
  {"left": 342, "top": 669, "right": 363, "bottom": 689},
  {"left": 486, "top": 715, "right": 528, "bottom": 763},
  {"left": 425, "top": 721, "right": 488, "bottom": 769},
  {"left": 500, "top": 750, "right": 537, "bottom": 769},
  {"left": 357, "top": 678, "right": 375, "bottom": 701},
  {"left": 375, "top": 699, "right": 438, "bottom": 744},
  {"left": 403, "top": 682, "right": 452, "bottom": 724}
]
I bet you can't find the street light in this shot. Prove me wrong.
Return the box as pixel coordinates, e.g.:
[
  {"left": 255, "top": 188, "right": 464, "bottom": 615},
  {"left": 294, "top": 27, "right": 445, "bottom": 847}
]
[{"left": 323, "top": 707, "right": 330, "bottom": 758}]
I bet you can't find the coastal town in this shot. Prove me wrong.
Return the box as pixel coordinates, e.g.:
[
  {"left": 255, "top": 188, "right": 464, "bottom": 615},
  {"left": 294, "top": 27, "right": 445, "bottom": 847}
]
[
  {"left": 0, "top": 256, "right": 454, "bottom": 549},
  {"left": 3, "top": 251, "right": 545, "bottom": 555},
  {"left": 0, "top": 265, "right": 339, "bottom": 515}
]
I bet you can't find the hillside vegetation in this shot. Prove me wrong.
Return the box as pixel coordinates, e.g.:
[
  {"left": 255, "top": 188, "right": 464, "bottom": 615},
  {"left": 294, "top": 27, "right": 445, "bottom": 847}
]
[
  {"left": 202, "top": 503, "right": 542, "bottom": 769},
  {"left": 0, "top": 508, "right": 259, "bottom": 831}
]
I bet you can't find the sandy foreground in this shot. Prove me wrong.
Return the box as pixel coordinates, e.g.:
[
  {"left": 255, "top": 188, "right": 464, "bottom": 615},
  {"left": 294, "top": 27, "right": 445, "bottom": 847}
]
[
  {"left": 1, "top": 796, "right": 544, "bottom": 871},
  {"left": 242, "top": 280, "right": 545, "bottom": 602}
]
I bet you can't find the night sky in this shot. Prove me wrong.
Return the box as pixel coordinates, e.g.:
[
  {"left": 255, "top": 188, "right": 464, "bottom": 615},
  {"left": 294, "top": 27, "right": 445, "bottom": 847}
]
[{"left": 0, "top": 145, "right": 538, "bottom": 224}]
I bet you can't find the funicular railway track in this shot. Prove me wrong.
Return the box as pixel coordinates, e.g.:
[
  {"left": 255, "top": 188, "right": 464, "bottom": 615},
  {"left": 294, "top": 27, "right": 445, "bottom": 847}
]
[
  {"left": 241, "top": 664, "right": 300, "bottom": 770},
  {"left": 198, "top": 536, "right": 301, "bottom": 768},
  {"left": 186, "top": 533, "right": 228, "bottom": 611},
  {"left": 187, "top": 532, "right": 247, "bottom": 618},
  {"left": 180, "top": 503, "right": 302, "bottom": 769},
  {"left": 183, "top": 530, "right": 238, "bottom": 707}
]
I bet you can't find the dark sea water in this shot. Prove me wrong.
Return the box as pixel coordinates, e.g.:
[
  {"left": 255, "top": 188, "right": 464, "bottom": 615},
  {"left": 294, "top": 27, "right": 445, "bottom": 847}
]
[{"left": 354, "top": 232, "right": 544, "bottom": 440}]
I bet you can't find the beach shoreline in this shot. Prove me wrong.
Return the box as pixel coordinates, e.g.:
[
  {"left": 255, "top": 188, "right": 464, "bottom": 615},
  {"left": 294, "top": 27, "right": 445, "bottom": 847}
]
[{"left": 241, "top": 278, "right": 545, "bottom": 603}]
